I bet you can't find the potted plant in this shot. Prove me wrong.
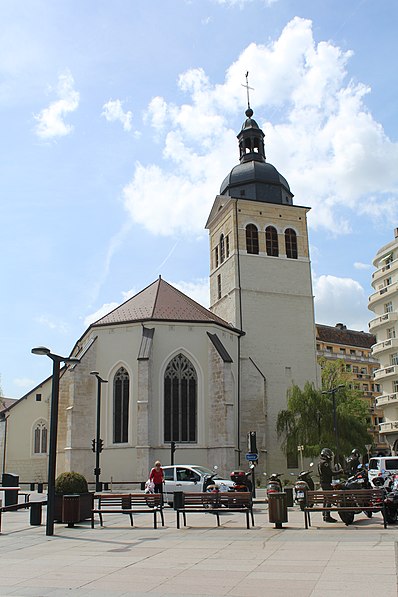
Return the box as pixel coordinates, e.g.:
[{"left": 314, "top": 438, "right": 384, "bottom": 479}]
[{"left": 54, "top": 472, "right": 93, "bottom": 526}]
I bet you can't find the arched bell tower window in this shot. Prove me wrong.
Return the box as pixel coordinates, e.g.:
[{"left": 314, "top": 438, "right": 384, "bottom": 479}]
[
  {"left": 164, "top": 353, "right": 197, "bottom": 443},
  {"left": 246, "top": 224, "right": 259, "bottom": 255},
  {"left": 265, "top": 226, "right": 279, "bottom": 257},
  {"left": 113, "top": 367, "right": 129, "bottom": 444},
  {"left": 33, "top": 420, "right": 47, "bottom": 454},
  {"left": 220, "top": 234, "right": 225, "bottom": 263},
  {"left": 285, "top": 228, "right": 298, "bottom": 259}
]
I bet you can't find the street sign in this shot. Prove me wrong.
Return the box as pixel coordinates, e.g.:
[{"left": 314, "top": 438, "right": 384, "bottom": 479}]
[{"left": 245, "top": 452, "right": 258, "bottom": 461}]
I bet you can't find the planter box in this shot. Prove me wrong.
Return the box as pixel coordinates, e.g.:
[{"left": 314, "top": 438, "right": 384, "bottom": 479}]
[{"left": 54, "top": 492, "right": 94, "bottom": 524}]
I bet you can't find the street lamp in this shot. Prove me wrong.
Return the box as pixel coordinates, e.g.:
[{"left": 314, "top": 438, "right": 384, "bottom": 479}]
[
  {"left": 297, "top": 444, "right": 304, "bottom": 471},
  {"left": 90, "top": 371, "right": 108, "bottom": 492},
  {"left": 31, "top": 347, "right": 79, "bottom": 536},
  {"left": 322, "top": 384, "right": 345, "bottom": 461}
]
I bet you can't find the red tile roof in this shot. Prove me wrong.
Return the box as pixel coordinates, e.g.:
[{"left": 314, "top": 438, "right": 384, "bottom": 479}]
[
  {"left": 316, "top": 323, "right": 375, "bottom": 349},
  {"left": 92, "top": 277, "right": 239, "bottom": 332}
]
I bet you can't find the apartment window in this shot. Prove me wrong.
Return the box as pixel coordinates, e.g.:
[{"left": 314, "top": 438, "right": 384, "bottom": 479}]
[
  {"left": 360, "top": 367, "right": 367, "bottom": 374},
  {"left": 246, "top": 224, "right": 259, "bottom": 254},
  {"left": 326, "top": 346, "right": 333, "bottom": 352},
  {"left": 316, "top": 343, "right": 320, "bottom": 350},
  {"left": 393, "top": 381, "right": 398, "bottom": 393},
  {"left": 345, "top": 364, "right": 351, "bottom": 372},
  {"left": 350, "top": 349, "right": 356, "bottom": 355},
  {"left": 387, "top": 327, "right": 396, "bottom": 339},
  {"left": 35, "top": 393, "right": 42, "bottom": 402},
  {"left": 217, "top": 274, "right": 222, "bottom": 300},
  {"left": 391, "top": 353, "right": 398, "bottom": 366},
  {"left": 385, "top": 276, "right": 392, "bottom": 286},
  {"left": 339, "top": 348, "right": 346, "bottom": 354},
  {"left": 353, "top": 366, "right": 358, "bottom": 373},
  {"left": 385, "top": 301, "right": 393, "bottom": 313},
  {"left": 363, "top": 384, "right": 369, "bottom": 391}
]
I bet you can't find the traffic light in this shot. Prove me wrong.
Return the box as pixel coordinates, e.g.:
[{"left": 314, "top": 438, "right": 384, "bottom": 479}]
[
  {"left": 98, "top": 439, "right": 104, "bottom": 453},
  {"left": 248, "top": 431, "right": 257, "bottom": 454},
  {"left": 91, "top": 439, "right": 96, "bottom": 452}
]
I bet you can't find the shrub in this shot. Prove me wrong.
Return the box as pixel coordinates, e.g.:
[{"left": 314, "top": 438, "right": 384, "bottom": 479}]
[{"left": 55, "top": 471, "right": 88, "bottom": 495}]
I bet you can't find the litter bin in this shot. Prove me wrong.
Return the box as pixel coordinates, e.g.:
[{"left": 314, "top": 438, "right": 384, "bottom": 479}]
[
  {"left": 284, "top": 487, "right": 294, "bottom": 507},
  {"left": 173, "top": 491, "right": 184, "bottom": 510},
  {"left": 268, "top": 492, "right": 288, "bottom": 528},
  {"left": 62, "top": 494, "right": 80, "bottom": 527},
  {"left": 30, "top": 502, "right": 43, "bottom": 526},
  {"left": 2, "top": 473, "right": 19, "bottom": 507}
]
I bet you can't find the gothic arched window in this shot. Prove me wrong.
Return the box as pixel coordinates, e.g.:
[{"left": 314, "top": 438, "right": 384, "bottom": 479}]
[
  {"left": 246, "top": 224, "right": 259, "bottom": 254},
  {"left": 33, "top": 421, "right": 47, "bottom": 454},
  {"left": 265, "top": 226, "right": 279, "bottom": 257},
  {"left": 113, "top": 367, "right": 129, "bottom": 443},
  {"left": 285, "top": 228, "right": 298, "bottom": 259},
  {"left": 164, "top": 354, "right": 197, "bottom": 443}
]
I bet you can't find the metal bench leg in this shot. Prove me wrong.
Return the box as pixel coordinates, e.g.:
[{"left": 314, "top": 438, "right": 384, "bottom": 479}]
[
  {"left": 153, "top": 511, "right": 157, "bottom": 529},
  {"left": 250, "top": 508, "right": 254, "bottom": 527},
  {"left": 129, "top": 513, "right": 134, "bottom": 527},
  {"left": 177, "top": 511, "right": 180, "bottom": 529},
  {"left": 159, "top": 509, "right": 165, "bottom": 526},
  {"left": 245, "top": 511, "right": 249, "bottom": 529}
]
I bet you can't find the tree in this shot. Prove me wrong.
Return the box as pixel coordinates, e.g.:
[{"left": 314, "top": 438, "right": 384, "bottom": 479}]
[{"left": 277, "top": 360, "right": 372, "bottom": 461}]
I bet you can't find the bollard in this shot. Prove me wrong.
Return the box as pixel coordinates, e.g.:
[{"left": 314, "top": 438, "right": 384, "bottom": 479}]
[{"left": 30, "top": 502, "right": 43, "bottom": 526}]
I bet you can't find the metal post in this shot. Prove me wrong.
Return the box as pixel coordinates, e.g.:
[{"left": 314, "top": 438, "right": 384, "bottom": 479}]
[
  {"left": 46, "top": 356, "right": 61, "bottom": 537},
  {"left": 90, "top": 372, "right": 108, "bottom": 493}
]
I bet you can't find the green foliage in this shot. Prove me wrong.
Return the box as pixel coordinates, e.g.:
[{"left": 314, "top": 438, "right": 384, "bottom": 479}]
[
  {"left": 55, "top": 471, "right": 88, "bottom": 495},
  {"left": 277, "top": 379, "right": 372, "bottom": 460}
]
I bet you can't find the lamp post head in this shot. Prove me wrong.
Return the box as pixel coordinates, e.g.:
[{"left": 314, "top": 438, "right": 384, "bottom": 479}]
[
  {"left": 90, "top": 371, "right": 108, "bottom": 384},
  {"left": 32, "top": 347, "right": 79, "bottom": 365},
  {"left": 31, "top": 346, "right": 51, "bottom": 356}
]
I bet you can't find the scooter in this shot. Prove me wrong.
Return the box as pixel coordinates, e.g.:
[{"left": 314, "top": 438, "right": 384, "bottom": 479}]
[
  {"left": 266, "top": 473, "right": 283, "bottom": 499},
  {"left": 291, "top": 464, "right": 314, "bottom": 510},
  {"left": 230, "top": 468, "right": 253, "bottom": 492},
  {"left": 333, "top": 466, "right": 372, "bottom": 525},
  {"left": 373, "top": 472, "right": 398, "bottom": 524}
]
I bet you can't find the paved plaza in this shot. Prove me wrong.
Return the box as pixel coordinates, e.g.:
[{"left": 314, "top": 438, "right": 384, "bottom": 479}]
[{"left": 0, "top": 491, "right": 397, "bottom": 596}]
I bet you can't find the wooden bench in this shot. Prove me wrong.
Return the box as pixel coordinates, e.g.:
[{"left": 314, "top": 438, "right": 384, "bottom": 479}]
[
  {"left": 303, "top": 488, "right": 387, "bottom": 529},
  {"left": 174, "top": 492, "right": 254, "bottom": 529},
  {"left": 91, "top": 493, "right": 164, "bottom": 529}
]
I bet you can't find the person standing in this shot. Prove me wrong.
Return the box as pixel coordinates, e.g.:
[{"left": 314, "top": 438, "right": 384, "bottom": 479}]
[
  {"left": 318, "top": 447, "right": 341, "bottom": 523},
  {"left": 149, "top": 461, "right": 164, "bottom": 494}
]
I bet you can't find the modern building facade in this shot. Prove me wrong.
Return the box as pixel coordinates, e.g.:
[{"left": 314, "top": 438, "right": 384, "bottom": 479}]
[
  {"left": 369, "top": 228, "right": 398, "bottom": 453},
  {"left": 315, "top": 323, "right": 385, "bottom": 452}
]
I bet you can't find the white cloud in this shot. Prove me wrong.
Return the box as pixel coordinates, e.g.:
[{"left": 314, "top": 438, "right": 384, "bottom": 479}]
[
  {"left": 35, "top": 315, "right": 69, "bottom": 334},
  {"left": 84, "top": 302, "right": 119, "bottom": 327},
  {"left": 122, "top": 17, "right": 398, "bottom": 237},
  {"left": 172, "top": 278, "right": 210, "bottom": 308},
  {"left": 313, "top": 274, "right": 369, "bottom": 331},
  {"left": 102, "top": 99, "right": 133, "bottom": 132},
  {"left": 34, "top": 70, "right": 79, "bottom": 139},
  {"left": 354, "top": 262, "right": 371, "bottom": 270}
]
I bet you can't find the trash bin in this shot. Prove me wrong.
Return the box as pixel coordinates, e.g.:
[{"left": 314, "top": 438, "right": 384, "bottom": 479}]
[
  {"left": 268, "top": 492, "right": 288, "bottom": 528},
  {"left": 30, "top": 502, "right": 43, "bottom": 526},
  {"left": 284, "top": 487, "right": 294, "bottom": 507},
  {"left": 2, "top": 473, "right": 19, "bottom": 507},
  {"left": 173, "top": 491, "right": 184, "bottom": 510},
  {"left": 62, "top": 494, "right": 80, "bottom": 527}
]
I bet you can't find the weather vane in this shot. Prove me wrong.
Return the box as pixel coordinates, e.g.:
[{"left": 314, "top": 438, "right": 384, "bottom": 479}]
[{"left": 241, "top": 71, "right": 254, "bottom": 110}]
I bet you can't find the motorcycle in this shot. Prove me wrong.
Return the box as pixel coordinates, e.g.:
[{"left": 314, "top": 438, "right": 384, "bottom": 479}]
[
  {"left": 266, "top": 472, "right": 283, "bottom": 500},
  {"left": 333, "top": 465, "right": 372, "bottom": 525},
  {"left": 372, "top": 472, "right": 398, "bottom": 524},
  {"left": 291, "top": 464, "right": 314, "bottom": 510}
]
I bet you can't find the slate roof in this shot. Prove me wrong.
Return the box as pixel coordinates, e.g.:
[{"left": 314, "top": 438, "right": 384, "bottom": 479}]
[
  {"left": 92, "top": 277, "right": 240, "bottom": 333},
  {"left": 316, "top": 323, "right": 375, "bottom": 349}
]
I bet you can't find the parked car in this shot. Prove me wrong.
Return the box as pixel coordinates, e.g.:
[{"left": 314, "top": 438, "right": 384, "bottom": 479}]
[
  {"left": 162, "top": 465, "right": 234, "bottom": 505},
  {"left": 368, "top": 456, "right": 398, "bottom": 487}
]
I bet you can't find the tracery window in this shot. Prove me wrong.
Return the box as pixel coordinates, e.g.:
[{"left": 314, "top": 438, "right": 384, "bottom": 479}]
[
  {"left": 164, "top": 354, "right": 197, "bottom": 443},
  {"left": 246, "top": 224, "right": 259, "bottom": 255},
  {"left": 113, "top": 367, "right": 129, "bottom": 443},
  {"left": 33, "top": 421, "right": 47, "bottom": 454},
  {"left": 220, "top": 234, "right": 225, "bottom": 263},
  {"left": 285, "top": 228, "right": 298, "bottom": 259},
  {"left": 265, "top": 226, "right": 279, "bottom": 257}
]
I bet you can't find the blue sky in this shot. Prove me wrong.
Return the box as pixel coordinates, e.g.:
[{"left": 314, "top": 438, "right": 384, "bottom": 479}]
[{"left": 2, "top": 0, "right": 398, "bottom": 398}]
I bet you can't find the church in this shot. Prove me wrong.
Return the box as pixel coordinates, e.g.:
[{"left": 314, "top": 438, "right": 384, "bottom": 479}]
[{"left": 1, "top": 104, "right": 320, "bottom": 485}]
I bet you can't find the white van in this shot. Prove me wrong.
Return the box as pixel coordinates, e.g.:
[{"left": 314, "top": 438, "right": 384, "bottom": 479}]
[{"left": 368, "top": 456, "right": 398, "bottom": 486}]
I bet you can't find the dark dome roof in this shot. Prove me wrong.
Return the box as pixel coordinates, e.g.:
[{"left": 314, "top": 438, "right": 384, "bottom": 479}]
[
  {"left": 220, "top": 107, "right": 294, "bottom": 205},
  {"left": 220, "top": 160, "right": 293, "bottom": 205}
]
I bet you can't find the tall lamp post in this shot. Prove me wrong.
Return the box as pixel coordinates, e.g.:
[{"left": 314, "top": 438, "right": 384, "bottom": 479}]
[
  {"left": 322, "top": 384, "right": 345, "bottom": 461},
  {"left": 90, "top": 371, "right": 108, "bottom": 492},
  {"left": 31, "top": 347, "right": 79, "bottom": 536}
]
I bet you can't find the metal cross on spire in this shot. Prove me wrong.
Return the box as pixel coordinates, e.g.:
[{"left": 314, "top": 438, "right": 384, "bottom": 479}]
[{"left": 241, "top": 71, "right": 254, "bottom": 110}]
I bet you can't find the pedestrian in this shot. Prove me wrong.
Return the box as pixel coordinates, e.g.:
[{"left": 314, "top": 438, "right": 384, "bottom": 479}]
[
  {"left": 318, "top": 447, "right": 341, "bottom": 523},
  {"left": 149, "top": 460, "right": 164, "bottom": 495}
]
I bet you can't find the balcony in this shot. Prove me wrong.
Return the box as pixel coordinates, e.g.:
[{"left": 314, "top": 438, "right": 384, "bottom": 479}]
[
  {"left": 316, "top": 349, "right": 378, "bottom": 364},
  {"left": 379, "top": 421, "right": 398, "bottom": 434},
  {"left": 369, "top": 281, "right": 398, "bottom": 306},
  {"left": 372, "top": 258, "right": 398, "bottom": 282},
  {"left": 374, "top": 364, "right": 398, "bottom": 381},
  {"left": 369, "top": 311, "right": 398, "bottom": 331},
  {"left": 372, "top": 337, "right": 398, "bottom": 356},
  {"left": 376, "top": 392, "right": 398, "bottom": 408}
]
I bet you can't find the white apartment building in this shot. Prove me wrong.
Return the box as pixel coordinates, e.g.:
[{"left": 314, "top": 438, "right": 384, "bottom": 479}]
[{"left": 369, "top": 228, "right": 398, "bottom": 453}]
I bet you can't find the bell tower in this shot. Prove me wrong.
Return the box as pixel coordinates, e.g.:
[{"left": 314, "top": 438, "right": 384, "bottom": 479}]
[{"left": 206, "top": 100, "right": 319, "bottom": 474}]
